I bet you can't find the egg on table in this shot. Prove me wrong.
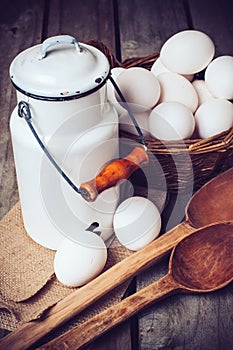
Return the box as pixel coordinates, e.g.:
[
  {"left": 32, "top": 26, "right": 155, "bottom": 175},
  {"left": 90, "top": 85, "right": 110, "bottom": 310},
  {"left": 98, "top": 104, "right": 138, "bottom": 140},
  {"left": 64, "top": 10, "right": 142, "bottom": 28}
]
[
  {"left": 157, "top": 72, "right": 198, "bottom": 113},
  {"left": 115, "top": 67, "right": 161, "bottom": 112},
  {"left": 205, "top": 55, "right": 233, "bottom": 100},
  {"left": 160, "top": 30, "right": 215, "bottom": 74},
  {"left": 113, "top": 196, "right": 161, "bottom": 251},
  {"left": 149, "top": 101, "right": 195, "bottom": 140},
  {"left": 195, "top": 98, "right": 233, "bottom": 138},
  {"left": 54, "top": 232, "right": 107, "bottom": 287}
]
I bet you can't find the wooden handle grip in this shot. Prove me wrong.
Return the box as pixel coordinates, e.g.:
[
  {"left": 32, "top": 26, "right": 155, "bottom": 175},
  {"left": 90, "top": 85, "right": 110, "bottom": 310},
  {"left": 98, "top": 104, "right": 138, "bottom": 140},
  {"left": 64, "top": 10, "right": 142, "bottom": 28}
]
[
  {"left": 38, "top": 275, "right": 178, "bottom": 349},
  {"left": 80, "top": 147, "right": 149, "bottom": 201}
]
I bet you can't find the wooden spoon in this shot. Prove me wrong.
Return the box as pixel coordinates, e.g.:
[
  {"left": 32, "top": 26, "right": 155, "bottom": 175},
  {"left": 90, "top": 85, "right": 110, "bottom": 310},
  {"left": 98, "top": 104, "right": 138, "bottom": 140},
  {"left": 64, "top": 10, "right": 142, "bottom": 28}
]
[
  {"left": 1, "top": 168, "right": 233, "bottom": 350},
  {"left": 38, "top": 221, "right": 233, "bottom": 349}
]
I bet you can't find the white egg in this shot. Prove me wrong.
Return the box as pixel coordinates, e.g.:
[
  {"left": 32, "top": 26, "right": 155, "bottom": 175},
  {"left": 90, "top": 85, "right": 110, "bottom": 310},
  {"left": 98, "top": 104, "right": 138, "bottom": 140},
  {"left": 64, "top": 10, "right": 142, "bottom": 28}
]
[
  {"left": 160, "top": 30, "right": 215, "bottom": 74},
  {"left": 205, "top": 55, "right": 233, "bottom": 100},
  {"left": 107, "top": 67, "right": 126, "bottom": 115},
  {"left": 149, "top": 101, "right": 195, "bottom": 140},
  {"left": 54, "top": 233, "right": 107, "bottom": 287},
  {"left": 157, "top": 72, "right": 198, "bottom": 113},
  {"left": 115, "top": 67, "right": 161, "bottom": 112},
  {"left": 151, "top": 57, "right": 194, "bottom": 81},
  {"left": 119, "top": 110, "right": 151, "bottom": 137},
  {"left": 151, "top": 57, "right": 170, "bottom": 76},
  {"left": 195, "top": 99, "right": 233, "bottom": 138},
  {"left": 113, "top": 196, "right": 161, "bottom": 251},
  {"left": 192, "top": 80, "right": 214, "bottom": 107},
  {"left": 111, "top": 67, "right": 125, "bottom": 79}
]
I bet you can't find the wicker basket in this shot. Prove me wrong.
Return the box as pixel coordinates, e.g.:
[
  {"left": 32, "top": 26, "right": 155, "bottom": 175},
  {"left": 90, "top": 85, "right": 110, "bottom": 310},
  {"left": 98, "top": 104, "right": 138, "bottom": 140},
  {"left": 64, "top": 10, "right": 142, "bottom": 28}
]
[{"left": 88, "top": 40, "right": 233, "bottom": 193}]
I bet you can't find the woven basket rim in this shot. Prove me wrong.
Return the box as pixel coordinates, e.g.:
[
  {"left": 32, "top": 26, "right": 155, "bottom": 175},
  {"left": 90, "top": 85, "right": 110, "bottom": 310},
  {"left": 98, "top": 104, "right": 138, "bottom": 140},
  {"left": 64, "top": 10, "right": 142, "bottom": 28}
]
[{"left": 120, "top": 127, "right": 233, "bottom": 154}]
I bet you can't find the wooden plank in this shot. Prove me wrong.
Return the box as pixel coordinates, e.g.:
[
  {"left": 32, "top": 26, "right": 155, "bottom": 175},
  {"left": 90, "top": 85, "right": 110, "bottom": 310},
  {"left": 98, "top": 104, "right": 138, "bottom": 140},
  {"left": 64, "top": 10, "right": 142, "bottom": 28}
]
[
  {"left": 0, "top": 0, "right": 45, "bottom": 219},
  {"left": 137, "top": 258, "right": 233, "bottom": 349},
  {"left": 187, "top": 0, "right": 233, "bottom": 56},
  {"left": 0, "top": 0, "right": 45, "bottom": 339},
  {"left": 83, "top": 322, "right": 132, "bottom": 350},
  {"left": 45, "top": 0, "right": 116, "bottom": 54},
  {"left": 117, "top": 0, "right": 189, "bottom": 60}
]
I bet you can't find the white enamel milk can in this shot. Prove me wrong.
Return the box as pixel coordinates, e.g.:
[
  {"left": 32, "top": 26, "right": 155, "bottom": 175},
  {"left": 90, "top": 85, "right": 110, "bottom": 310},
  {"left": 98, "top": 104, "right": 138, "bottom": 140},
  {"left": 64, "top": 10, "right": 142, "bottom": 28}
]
[{"left": 9, "top": 35, "right": 119, "bottom": 250}]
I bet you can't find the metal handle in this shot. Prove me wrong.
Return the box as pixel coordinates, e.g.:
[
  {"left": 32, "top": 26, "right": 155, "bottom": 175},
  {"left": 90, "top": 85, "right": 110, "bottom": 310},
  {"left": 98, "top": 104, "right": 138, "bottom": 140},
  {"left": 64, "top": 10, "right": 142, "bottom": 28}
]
[
  {"left": 39, "top": 35, "right": 82, "bottom": 59},
  {"left": 18, "top": 101, "right": 148, "bottom": 203},
  {"left": 18, "top": 101, "right": 84, "bottom": 197},
  {"left": 109, "top": 76, "right": 148, "bottom": 151}
]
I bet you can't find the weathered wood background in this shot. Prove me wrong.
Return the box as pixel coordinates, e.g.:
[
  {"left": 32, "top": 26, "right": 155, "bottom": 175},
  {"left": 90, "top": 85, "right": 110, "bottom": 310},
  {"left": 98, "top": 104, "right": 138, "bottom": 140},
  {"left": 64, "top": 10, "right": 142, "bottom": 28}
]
[{"left": 0, "top": 0, "right": 232, "bottom": 349}]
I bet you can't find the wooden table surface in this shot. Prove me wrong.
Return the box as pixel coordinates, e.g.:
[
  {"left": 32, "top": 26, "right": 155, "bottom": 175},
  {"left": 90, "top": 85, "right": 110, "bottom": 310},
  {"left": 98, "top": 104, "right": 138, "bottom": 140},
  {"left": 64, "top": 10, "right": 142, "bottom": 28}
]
[{"left": 0, "top": 0, "right": 232, "bottom": 349}]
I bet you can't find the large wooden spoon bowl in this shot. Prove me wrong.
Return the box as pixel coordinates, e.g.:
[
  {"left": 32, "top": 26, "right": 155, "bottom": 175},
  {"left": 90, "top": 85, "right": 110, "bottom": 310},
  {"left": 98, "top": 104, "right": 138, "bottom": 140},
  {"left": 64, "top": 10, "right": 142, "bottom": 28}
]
[
  {"left": 187, "top": 167, "right": 233, "bottom": 227},
  {"left": 171, "top": 223, "right": 233, "bottom": 291}
]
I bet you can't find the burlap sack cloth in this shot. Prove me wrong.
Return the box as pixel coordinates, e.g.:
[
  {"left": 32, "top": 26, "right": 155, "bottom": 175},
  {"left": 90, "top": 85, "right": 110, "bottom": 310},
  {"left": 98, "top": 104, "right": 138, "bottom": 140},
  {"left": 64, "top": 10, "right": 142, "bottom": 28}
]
[{"left": 0, "top": 202, "right": 133, "bottom": 332}]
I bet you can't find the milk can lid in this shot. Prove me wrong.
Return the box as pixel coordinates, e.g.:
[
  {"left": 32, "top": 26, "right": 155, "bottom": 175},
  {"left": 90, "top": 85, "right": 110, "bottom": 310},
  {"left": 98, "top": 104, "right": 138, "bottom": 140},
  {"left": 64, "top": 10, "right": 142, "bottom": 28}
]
[{"left": 9, "top": 35, "right": 110, "bottom": 101}]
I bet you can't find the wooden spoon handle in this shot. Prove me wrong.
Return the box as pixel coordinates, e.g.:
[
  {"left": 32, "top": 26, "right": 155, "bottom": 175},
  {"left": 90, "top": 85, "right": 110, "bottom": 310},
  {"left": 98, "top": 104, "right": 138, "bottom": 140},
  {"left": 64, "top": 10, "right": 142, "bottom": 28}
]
[
  {"left": 0, "top": 221, "right": 193, "bottom": 350},
  {"left": 38, "top": 275, "right": 178, "bottom": 350},
  {"left": 80, "top": 147, "right": 149, "bottom": 201}
]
